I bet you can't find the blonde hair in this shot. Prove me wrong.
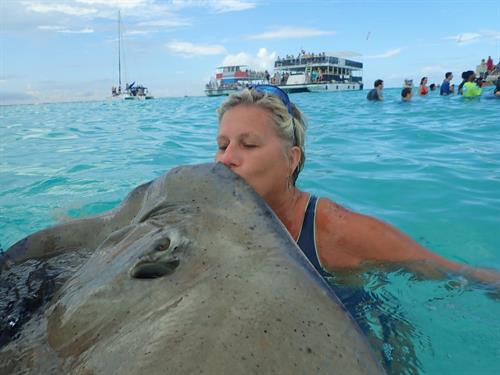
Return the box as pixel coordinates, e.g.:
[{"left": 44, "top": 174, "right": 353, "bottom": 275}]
[{"left": 217, "top": 88, "right": 307, "bottom": 185}]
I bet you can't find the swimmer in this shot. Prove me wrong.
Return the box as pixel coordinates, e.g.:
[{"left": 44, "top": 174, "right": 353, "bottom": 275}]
[
  {"left": 366, "top": 79, "right": 384, "bottom": 101},
  {"left": 440, "top": 72, "right": 453, "bottom": 95},
  {"left": 463, "top": 72, "right": 482, "bottom": 97},
  {"left": 495, "top": 78, "right": 500, "bottom": 96},
  {"left": 401, "top": 87, "right": 412, "bottom": 101},
  {"left": 417, "top": 77, "right": 429, "bottom": 96},
  {"left": 216, "top": 85, "right": 500, "bottom": 285}
]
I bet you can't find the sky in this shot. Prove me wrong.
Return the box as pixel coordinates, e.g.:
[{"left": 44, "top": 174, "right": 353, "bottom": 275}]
[{"left": 1, "top": 0, "right": 499, "bottom": 104}]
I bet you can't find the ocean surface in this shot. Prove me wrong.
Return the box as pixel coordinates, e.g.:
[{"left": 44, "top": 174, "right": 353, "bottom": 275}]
[{"left": 1, "top": 87, "right": 499, "bottom": 374}]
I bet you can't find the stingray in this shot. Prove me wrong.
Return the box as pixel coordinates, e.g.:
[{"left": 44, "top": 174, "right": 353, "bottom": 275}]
[{"left": 0, "top": 163, "right": 385, "bottom": 374}]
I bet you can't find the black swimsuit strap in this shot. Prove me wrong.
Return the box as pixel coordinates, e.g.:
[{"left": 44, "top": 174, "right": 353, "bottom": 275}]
[{"left": 297, "top": 195, "right": 330, "bottom": 277}]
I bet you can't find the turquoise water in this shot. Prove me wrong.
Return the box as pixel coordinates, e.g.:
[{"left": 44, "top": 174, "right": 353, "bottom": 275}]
[{"left": 1, "top": 88, "right": 499, "bottom": 374}]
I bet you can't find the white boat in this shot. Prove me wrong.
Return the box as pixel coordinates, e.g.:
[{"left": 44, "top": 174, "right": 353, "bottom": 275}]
[
  {"left": 111, "top": 11, "right": 153, "bottom": 100},
  {"left": 205, "top": 65, "right": 267, "bottom": 96},
  {"left": 273, "top": 52, "right": 363, "bottom": 93}
]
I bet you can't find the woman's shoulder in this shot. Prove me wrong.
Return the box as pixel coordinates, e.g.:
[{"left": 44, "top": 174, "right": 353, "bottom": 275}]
[{"left": 315, "top": 197, "right": 355, "bottom": 222}]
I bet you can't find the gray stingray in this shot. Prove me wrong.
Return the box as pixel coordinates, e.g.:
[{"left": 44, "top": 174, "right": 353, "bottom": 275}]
[{"left": 0, "top": 163, "right": 385, "bottom": 374}]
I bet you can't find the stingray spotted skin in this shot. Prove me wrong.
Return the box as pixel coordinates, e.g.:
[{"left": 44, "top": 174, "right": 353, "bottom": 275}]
[{"left": 0, "top": 163, "right": 385, "bottom": 375}]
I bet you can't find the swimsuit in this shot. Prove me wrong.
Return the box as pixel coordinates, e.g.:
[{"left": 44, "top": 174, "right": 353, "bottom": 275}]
[{"left": 297, "top": 195, "right": 330, "bottom": 277}]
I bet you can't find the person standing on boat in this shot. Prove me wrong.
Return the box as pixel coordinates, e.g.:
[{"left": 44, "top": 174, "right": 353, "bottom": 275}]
[
  {"left": 367, "top": 79, "right": 384, "bottom": 101},
  {"left": 486, "top": 56, "right": 494, "bottom": 75},
  {"left": 440, "top": 72, "right": 453, "bottom": 95}
]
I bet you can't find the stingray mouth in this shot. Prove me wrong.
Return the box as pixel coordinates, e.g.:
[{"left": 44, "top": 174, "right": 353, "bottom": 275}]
[{"left": 130, "top": 258, "right": 180, "bottom": 279}]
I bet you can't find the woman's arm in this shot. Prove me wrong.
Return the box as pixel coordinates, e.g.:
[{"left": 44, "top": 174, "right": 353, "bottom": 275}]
[{"left": 315, "top": 199, "right": 500, "bottom": 285}]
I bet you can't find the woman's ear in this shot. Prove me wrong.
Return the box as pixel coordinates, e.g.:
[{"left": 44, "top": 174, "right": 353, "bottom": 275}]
[{"left": 288, "top": 146, "right": 301, "bottom": 173}]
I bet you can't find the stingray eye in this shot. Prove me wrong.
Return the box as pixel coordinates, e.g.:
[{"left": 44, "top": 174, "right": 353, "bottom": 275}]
[{"left": 154, "top": 238, "right": 171, "bottom": 252}]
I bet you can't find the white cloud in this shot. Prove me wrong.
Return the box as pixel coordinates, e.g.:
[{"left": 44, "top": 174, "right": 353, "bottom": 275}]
[
  {"left": 59, "top": 27, "right": 94, "bottom": 34},
  {"left": 136, "top": 19, "right": 191, "bottom": 28},
  {"left": 208, "top": 0, "right": 256, "bottom": 12},
  {"left": 328, "top": 50, "right": 362, "bottom": 58},
  {"left": 248, "top": 27, "right": 335, "bottom": 40},
  {"left": 481, "top": 29, "right": 500, "bottom": 40},
  {"left": 23, "top": 2, "right": 98, "bottom": 16},
  {"left": 37, "top": 25, "right": 94, "bottom": 33},
  {"left": 364, "top": 48, "right": 401, "bottom": 59},
  {"left": 222, "top": 48, "right": 276, "bottom": 71},
  {"left": 75, "top": 0, "right": 147, "bottom": 8},
  {"left": 37, "top": 25, "right": 65, "bottom": 31},
  {"left": 171, "top": 0, "right": 256, "bottom": 13},
  {"left": 420, "top": 65, "right": 447, "bottom": 74},
  {"left": 125, "top": 30, "right": 151, "bottom": 36},
  {"left": 443, "top": 32, "right": 481, "bottom": 44},
  {"left": 166, "top": 40, "right": 226, "bottom": 56}
]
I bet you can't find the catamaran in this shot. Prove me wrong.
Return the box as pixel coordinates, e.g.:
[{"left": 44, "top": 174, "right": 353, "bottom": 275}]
[{"left": 111, "top": 11, "right": 153, "bottom": 100}]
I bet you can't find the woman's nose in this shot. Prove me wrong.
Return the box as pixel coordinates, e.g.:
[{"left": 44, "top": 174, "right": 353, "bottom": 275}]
[{"left": 217, "top": 144, "right": 240, "bottom": 167}]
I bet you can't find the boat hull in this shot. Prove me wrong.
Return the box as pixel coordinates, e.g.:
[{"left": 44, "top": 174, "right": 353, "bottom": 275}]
[
  {"left": 205, "top": 88, "right": 241, "bottom": 97},
  {"left": 278, "top": 82, "right": 362, "bottom": 93}
]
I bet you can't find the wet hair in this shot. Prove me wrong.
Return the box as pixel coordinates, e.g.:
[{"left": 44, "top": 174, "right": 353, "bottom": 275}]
[
  {"left": 217, "top": 88, "right": 307, "bottom": 185},
  {"left": 461, "top": 70, "right": 474, "bottom": 80},
  {"left": 429, "top": 83, "right": 436, "bottom": 90},
  {"left": 420, "top": 77, "right": 427, "bottom": 85},
  {"left": 401, "top": 87, "right": 412, "bottom": 99},
  {"left": 374, "top": 79, "right": 383, "bottom": 88},
  {"left": 445, "top": 72, "right": 452, "bottom": 79}
]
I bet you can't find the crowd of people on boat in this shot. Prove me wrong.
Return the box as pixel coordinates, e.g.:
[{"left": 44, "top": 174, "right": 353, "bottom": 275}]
[
  {"left": 111, "top": 82, "right": 150, "bottom": 97},
  {"left": 205, "top": 69, "right": 270, "bottom": 91},
  {"left": 367, "top": 57, "right": 500, "bottom": 101}
]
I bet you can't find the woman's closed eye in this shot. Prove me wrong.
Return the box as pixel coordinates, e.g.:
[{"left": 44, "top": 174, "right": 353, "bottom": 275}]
[{"left": 243, "top": 143, "right": 258, "bottom": 148}]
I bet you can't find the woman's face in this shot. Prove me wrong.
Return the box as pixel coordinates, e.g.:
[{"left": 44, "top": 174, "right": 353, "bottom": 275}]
[{"left": 216, "top": 104, "right": 298, "bottom": 200}]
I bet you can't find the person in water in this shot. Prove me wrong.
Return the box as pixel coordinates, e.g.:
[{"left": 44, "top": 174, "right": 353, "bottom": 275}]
[
  {"left": 494, "top": 78, "right": 500, "bottom": 96},
  {"left": 366, "top": 79, "right": 384, "bottom": 101},
  {"left": 462, "top": 71, "right": 482, "bottom": 97},
  {"left": 440, "top": 72, "right": 453, "bottom": 95},
  {"left": 417, "top": 77, "right": 429, "bottom": 95},
  {"left": 216, "top": 85, "right": 500, "bottom": 284},
  {"left": 401, "top": 87, "right": 412, "bottom": 101}
]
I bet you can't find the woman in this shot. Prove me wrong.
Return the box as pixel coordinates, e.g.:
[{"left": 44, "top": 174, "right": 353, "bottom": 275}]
[
  {"left": 216, "top": 85, "right": 499, "bottom": 284},
  {"left": 417, "top": 77, "right": 429, "bottom": 95}
]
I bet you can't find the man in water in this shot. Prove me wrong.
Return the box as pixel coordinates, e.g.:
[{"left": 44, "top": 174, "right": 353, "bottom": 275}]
[
  {"left": 440, "top": 72, "right": 453, "bottom": 95},
  {"left": 367, "top": 79, "right": 384, "bottom": 101}
]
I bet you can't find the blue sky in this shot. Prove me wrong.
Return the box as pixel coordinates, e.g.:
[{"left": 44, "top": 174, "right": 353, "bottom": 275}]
[{"left": 1, "top": 0, "right": 499, "bottom": 104}]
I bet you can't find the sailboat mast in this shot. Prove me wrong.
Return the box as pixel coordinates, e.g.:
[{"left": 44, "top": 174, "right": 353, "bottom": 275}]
[{"left": 118, "top": 10, "right": 122, "bottom": 90}]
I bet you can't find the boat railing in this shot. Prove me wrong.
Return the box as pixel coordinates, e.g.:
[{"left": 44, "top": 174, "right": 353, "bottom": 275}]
[{"left": 275, "top": 55, "right": 363, "bottom": 70}]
